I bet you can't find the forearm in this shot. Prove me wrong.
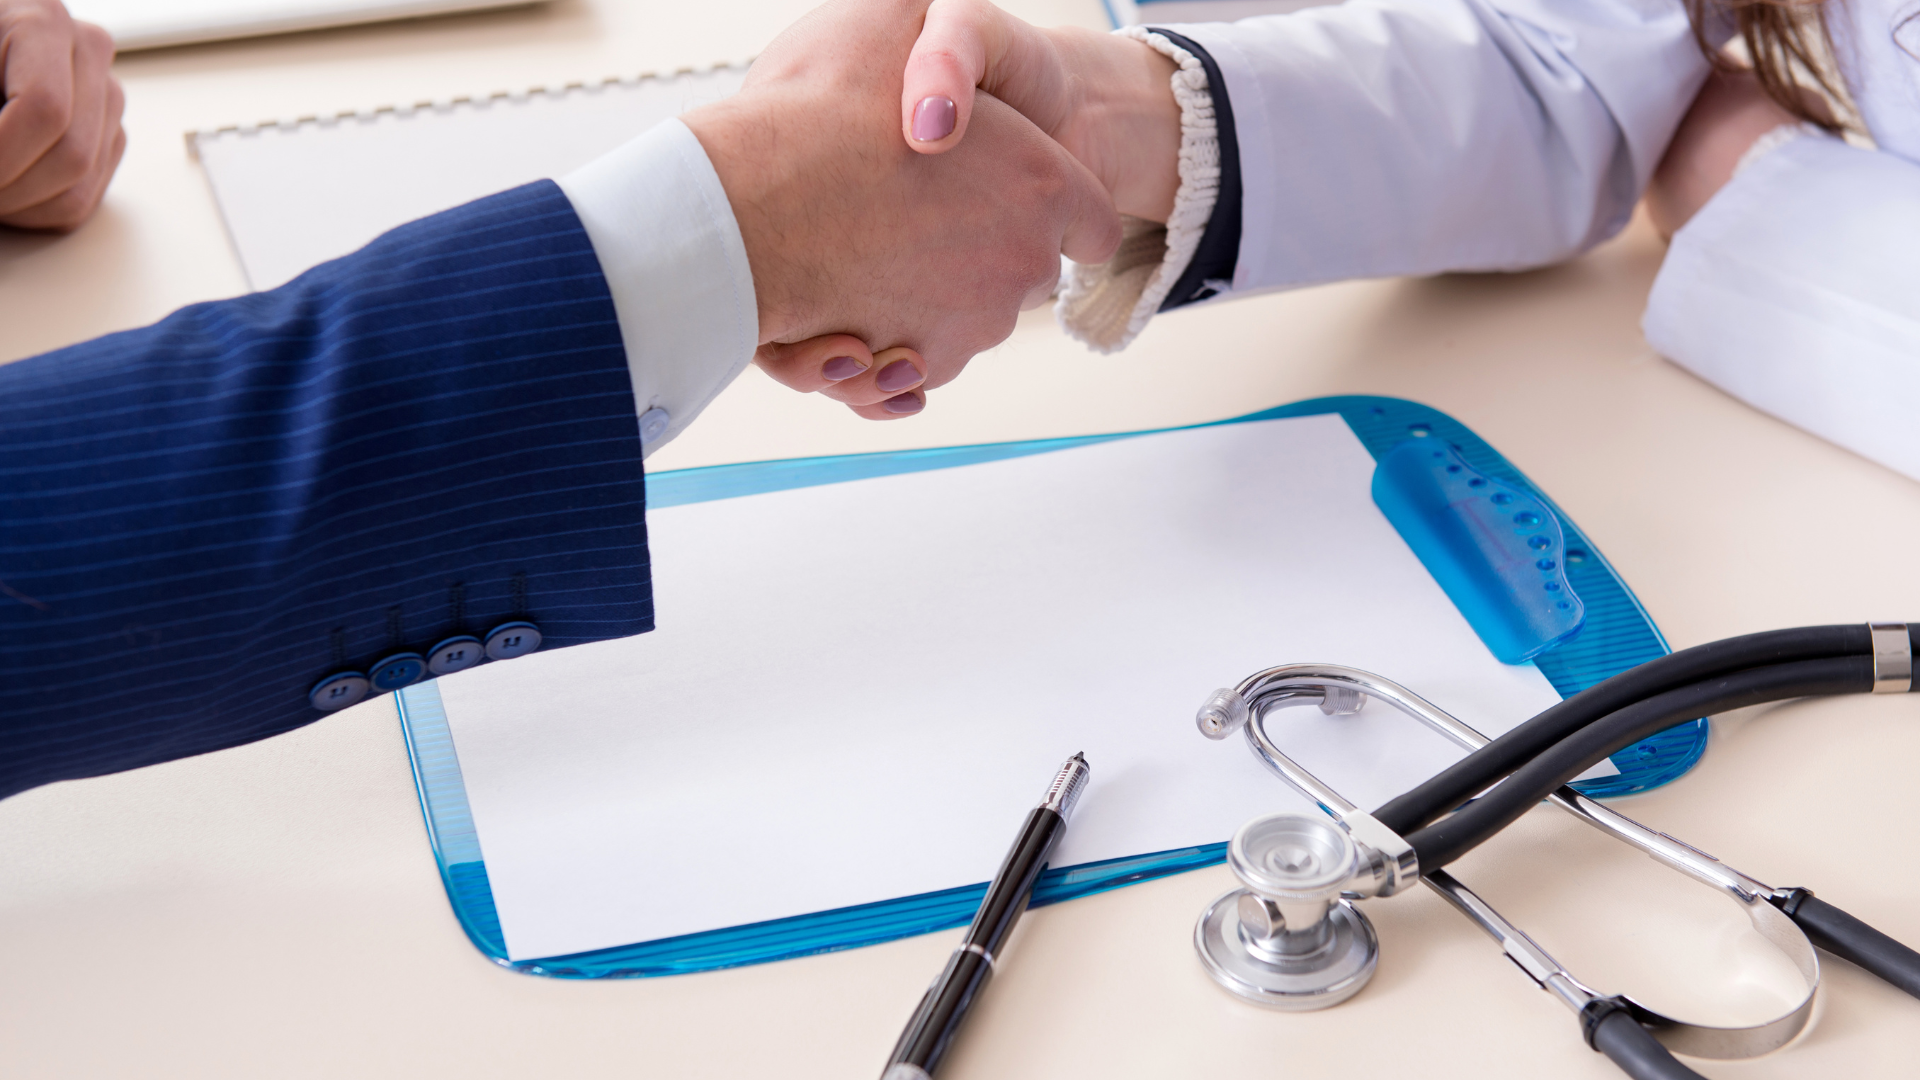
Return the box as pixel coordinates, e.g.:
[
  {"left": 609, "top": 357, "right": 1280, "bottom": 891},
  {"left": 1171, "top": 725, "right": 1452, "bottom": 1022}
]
[{"left": 0, "top": 183, "right": 653, "bottom": 799}]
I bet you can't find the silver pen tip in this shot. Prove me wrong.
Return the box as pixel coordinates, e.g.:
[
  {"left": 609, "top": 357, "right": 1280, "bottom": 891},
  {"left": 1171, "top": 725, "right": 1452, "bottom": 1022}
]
[{"left": 1040, "top": 753, "right": 1091, "bottom": 820}]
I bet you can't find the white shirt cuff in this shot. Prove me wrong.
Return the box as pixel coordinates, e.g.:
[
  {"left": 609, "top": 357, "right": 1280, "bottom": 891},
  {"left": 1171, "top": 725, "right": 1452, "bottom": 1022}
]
[{"left": 556, "top": 118, "right": 759, "bottom": 459}]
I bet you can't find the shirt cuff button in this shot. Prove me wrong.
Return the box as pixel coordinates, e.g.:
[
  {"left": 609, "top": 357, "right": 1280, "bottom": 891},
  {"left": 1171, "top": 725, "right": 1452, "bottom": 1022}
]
[{"left": 638, "top": 407, "right": 671, "bottom": 445}]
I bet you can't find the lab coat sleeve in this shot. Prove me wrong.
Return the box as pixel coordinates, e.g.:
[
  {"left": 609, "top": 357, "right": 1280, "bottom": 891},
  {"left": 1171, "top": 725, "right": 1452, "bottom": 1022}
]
[
  {"left": 1160, "top": 0, "right": 1708, "bottom": 297},
  {"left": 1643, "top": 134, "right": 1920, "bottom": 481}
]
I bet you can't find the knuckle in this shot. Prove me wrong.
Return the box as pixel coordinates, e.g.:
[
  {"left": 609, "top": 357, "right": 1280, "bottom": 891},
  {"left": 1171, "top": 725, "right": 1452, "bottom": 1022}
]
[
  {"left": 43, "top": 137, "right": 92, "bottom": 182},
  {"left": 13, "top": 4, "right": 69, "bottom": 35},
  {"left": 6, "top": 93, "right": 68, "bottom": 140},
  {"left": 78, "top": 21, "right": 113, "bottom": 53},
  {"left": 912, "top": 44, "right": 968, "bottom": 73},
  {"left": 958, "top": 0, "right": 997, "bottom": 24}
]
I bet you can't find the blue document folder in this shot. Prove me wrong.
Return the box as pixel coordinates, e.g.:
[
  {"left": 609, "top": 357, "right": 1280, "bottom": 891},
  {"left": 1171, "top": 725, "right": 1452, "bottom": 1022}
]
[{"left": 396, "top": 396, "right": 1701, "bottom": 978}]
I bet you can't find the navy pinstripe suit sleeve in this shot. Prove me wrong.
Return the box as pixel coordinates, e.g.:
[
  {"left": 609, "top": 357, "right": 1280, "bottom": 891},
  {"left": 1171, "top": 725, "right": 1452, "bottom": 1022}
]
[{"left": 0, "top": 181, "right": 653, "bottom": 801}]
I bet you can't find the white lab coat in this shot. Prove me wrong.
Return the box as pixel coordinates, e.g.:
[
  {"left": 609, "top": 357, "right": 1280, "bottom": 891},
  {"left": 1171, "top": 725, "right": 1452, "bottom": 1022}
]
[
  {"left": 1161, "top": 0, "right": 1709, "bottom": 293},
  {"left": 1643, "top": 0, "right": 1920, "bottom": 481},
  {"left": 1160, "top": 0, "right": 1919, "bottom": 481}
]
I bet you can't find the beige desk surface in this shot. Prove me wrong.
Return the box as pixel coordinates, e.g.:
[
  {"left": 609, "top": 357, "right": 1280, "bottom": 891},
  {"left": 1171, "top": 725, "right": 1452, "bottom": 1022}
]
[{"left": 3, "top": 2, "right": 1919, "bottom": 1077}]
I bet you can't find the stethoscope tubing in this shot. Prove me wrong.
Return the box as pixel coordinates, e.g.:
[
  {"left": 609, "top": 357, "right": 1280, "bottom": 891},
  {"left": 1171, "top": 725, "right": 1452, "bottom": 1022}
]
[
  {"left": 1403, "top": 654, "right": 1873, "bottom": 869},
  {"left": 1375, "top": 623, "right": 1908, "bottom": 837},
  {"left": 1371, "top": 631, "right": 1920, "bottom": 1010}
]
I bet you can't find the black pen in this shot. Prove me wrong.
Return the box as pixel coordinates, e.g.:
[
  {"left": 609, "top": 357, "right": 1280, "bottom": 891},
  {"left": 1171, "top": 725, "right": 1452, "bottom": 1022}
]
[{"left": 881, "top": 752, "right": 1091, "bottom": 1080}]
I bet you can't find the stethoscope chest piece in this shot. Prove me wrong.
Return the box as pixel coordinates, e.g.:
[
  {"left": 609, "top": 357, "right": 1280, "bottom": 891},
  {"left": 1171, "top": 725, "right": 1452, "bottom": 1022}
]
[{"left": 1195, "top": 812, "right": 1379, "bottom": 1010}]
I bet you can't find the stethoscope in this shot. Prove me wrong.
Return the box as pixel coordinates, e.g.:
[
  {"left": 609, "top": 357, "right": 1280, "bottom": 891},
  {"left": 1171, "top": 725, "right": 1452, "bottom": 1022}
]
[{"left": 1190, "top": 623, "right": 1920, "bottom": 1080}]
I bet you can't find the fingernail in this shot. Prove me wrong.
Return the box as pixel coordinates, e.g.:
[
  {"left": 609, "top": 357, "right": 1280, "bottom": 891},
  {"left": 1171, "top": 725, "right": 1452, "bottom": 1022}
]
[
  {"left": 882, "top": 393, "right": 924, "bottom": 415},
  {"left": 875, "top": 358, "right": 922, "bottom": 392},
  {"left": 821, "top": 355, "right": 868, "bottom": 382},
  {"left": 911, "top": 96, "right": 956, "bottom": 142}
]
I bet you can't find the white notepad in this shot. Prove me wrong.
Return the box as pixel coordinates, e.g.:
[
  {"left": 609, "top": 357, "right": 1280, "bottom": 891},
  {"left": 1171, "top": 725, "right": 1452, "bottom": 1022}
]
[
  {"left": 67, "top": 0, "right": 539, "bottom": 51},
  {"left": 190, "top": 65, "right": 747, "bottom": 290},
  {"left": 435, "top": 414, "right": 1579, "bottom": 962}
]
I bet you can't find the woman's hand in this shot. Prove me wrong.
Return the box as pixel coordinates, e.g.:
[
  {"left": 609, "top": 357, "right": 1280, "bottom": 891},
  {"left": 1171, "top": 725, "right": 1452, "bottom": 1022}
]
[
  {"left": 0, "top": 0, "right": 125, "bottom": 231},
  {"left": 900, "top": 0, "right": 1182, "bottom": 223}
]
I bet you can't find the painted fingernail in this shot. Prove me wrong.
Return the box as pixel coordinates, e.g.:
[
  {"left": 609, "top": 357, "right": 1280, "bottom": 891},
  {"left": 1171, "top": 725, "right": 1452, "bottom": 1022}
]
[
  {"left": 882, "top": 393, "right": 924, "bottom": 415},
  {"left": 821, "top": 355, "right": 868, "bottom": 382},
  {"left": 875, "top": 358, "right": 922, "bottom": 392},
  {"left": 911, "top": 96, "right": 956, "bottom": 142}
]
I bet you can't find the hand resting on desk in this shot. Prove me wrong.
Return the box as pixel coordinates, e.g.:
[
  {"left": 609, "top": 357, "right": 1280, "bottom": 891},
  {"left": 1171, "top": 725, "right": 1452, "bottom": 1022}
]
[{"left": 0, "top": 0, "right": 124, "bottom": 231}]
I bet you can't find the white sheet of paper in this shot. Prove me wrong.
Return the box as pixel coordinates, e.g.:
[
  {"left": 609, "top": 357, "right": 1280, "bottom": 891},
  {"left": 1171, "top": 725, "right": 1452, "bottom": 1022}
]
[
  {"left": 66, "top": 0, "right": 538, "bottom": 51},
  {"left": 190, "top": 65, "right": 746, "bottom": 290},
  {"left": 439, "top": 415, "right": 1605, "bottom": 961}
]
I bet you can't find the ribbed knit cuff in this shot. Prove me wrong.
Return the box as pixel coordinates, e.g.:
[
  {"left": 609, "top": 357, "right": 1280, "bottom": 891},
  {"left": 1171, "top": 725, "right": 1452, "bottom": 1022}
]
[{"left": 1055, "top": 27, "right": 1219, "bottom": 353}]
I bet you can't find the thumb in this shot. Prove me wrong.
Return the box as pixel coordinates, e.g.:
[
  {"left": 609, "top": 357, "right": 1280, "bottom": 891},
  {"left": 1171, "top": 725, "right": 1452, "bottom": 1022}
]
[
  {"left": 901, "top": 0, "right": 1068, "bottom": 155},
  {"left": 1056, "top": 140, "right": 1123, "bottom": 266}
]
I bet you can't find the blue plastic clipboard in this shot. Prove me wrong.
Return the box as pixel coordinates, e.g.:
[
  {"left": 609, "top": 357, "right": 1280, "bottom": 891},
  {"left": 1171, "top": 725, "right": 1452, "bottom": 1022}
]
[{"left": 395, "top": 395, "right": 1703, "bottom": 978}]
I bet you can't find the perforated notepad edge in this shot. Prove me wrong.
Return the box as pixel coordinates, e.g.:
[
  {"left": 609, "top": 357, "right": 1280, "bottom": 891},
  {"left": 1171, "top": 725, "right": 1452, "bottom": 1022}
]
[{"left": 184, "top": 60, "right": 754, "bottom": 159}]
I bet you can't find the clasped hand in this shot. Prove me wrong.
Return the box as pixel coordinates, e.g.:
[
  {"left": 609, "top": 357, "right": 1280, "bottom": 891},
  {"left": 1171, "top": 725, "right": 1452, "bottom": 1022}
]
[{"left": 687, "top": 0, "right": 1177, "bottom": 419}]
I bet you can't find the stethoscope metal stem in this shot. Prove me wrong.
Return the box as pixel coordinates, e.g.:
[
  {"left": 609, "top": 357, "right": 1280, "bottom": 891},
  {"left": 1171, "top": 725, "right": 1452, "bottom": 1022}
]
[{"left": 1420, "top": 868, "right": 1602, "bottom": 1016}]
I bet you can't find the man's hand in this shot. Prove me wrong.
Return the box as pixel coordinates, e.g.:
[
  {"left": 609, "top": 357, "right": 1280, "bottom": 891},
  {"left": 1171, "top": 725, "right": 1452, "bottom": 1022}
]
[
  {"left": 900, "top": 0, "right": 1180, "bottom": 223},
  {"left": 683, "top": 0, "right": 1121, "bottom": 419},
  {"left": 0, "top": 0, "right": 124, "bottom": 231}
]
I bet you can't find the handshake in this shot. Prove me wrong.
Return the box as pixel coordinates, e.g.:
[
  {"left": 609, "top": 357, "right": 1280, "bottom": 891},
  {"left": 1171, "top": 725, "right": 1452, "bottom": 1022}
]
[{"left": 682, "top": 0, "right": 1188, "bottom": 419}]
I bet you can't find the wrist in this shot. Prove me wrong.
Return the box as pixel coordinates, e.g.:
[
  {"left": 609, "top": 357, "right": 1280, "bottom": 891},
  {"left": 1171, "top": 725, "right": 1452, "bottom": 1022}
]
[
  {"left": 683, "top": 98, "right": 804, "bottom": 345},
  {"left": 1044, "top": 27, "right": 1180, "bottom": 223}
]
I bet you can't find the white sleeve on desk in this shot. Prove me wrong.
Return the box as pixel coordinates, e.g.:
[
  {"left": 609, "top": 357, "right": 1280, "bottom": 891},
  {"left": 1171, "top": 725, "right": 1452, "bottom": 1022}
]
[
  {"left": 1163, "top": 0, "right": 1705, "bottom": 296},
  {"left": 1643, "top": 134, "right": 1920, "bottom": 481},
  {"left": 557, "top": 118, "right": 759, "bottom": 459}
]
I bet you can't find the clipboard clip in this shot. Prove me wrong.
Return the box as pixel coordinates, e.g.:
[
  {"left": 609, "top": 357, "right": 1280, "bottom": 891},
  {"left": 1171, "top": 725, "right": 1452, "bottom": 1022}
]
[{"left": 1371, "top": 439, "right": 1584, "bottom": 664}]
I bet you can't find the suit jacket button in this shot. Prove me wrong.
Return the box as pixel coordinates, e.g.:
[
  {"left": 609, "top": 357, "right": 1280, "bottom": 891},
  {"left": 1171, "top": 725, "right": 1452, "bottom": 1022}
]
[
  {"left": 310, "top": 672, "right": 370, "bottom": 712},
  {"left": 427, "top": 636, "right": 484, "bottom": 675},
  {"left": 369, "top": 652, "right": 426, "bottom": 691},
  {"left": 484, "top": 621, "right": 542, "bottom": 660}
]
